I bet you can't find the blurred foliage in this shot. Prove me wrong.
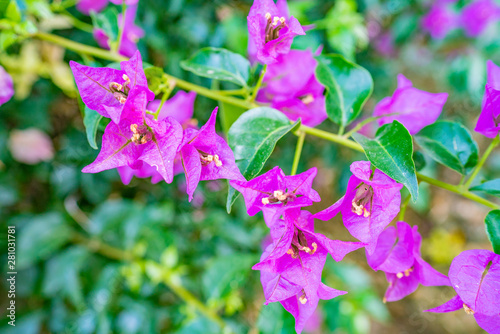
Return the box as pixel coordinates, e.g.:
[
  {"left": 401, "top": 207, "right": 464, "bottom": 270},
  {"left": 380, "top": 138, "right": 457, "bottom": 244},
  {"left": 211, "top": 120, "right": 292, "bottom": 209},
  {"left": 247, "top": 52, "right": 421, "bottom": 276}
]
[{"left": 0, "top": 0, "right": 498, "bottom": 333}]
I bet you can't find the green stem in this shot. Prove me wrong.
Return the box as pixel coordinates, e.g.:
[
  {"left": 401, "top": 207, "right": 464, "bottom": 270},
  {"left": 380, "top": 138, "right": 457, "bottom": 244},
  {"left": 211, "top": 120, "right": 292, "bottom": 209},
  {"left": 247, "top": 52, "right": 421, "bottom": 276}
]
[
  {"left": 60, "top": 9, "right": 94, "bottom": 32},
  {"left": 250, "top": 64, "right": 267, "bottom": 102},
  {"left": 300, "top": 125, "right": 364, "bottom": 152},
  {"left": 398, "top": 194, "right": 411, "bottom": 221},
  {"left": 112, "top": 1, "right": 127, "bottom": 54},
  {"left": 214, "top": 88, "right": 247, "bottom": 96},
  {"left": 31, "top": 32, "right": 257, "bottom": 110},
  {"left": 154, "top": 80, "right": 176, "bottom": 119},
  {"left": 299, "top": 125, "right": 500, "bottom": 209},
  {"left": 71, "top": 231, "right": 228, "bottom": 330},
  {"left": 464, "top": 135, "right": 500, "bottom": 189},
  {"left": 291, "top": 131, "right": 305, "bottom": 176},
  {"left": 342, "top": 113, "right": 399, "bottom": 139}
]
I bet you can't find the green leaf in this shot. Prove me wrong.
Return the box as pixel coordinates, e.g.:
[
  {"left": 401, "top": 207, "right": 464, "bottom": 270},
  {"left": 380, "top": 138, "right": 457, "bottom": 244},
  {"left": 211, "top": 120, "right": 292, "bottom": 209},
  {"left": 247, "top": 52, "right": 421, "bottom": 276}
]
[
  {"left": 315, "top": 54, "right": 373, "bottom": 127},
  {"left": 181, "top": 47, "right": 251, "bottom": 87},
  {"left": 415, "top": 121, "right": 478, "bottom": 175},
  {"left": 144, "top": 66, "right": 165, "bottom": 95},
  {"left": 471, "top": 179, "right": 500, "bottom": 198},
  {"left": 353, "top": 120, "right": 418, "bottom": 200},
  {"left": 202, "top": 254, "right": 257, "bottom": 300},
  {"left": 485, "top": 210, "right": 500, "bottom": 254},
  {"left": 218, "top": 100, "right": 246, "bottom": 134},
  {"left": 226, "top": 107, "right": 300, "bottom": 212},
  {"left": 17, "top": 212, "right": 72, "bottom": 270},
  {"left": 84, "top": 106, "right": 103, "bottom": 150},
  {"left": 90, "top": 7, "right": 119, "bottom": 42}
]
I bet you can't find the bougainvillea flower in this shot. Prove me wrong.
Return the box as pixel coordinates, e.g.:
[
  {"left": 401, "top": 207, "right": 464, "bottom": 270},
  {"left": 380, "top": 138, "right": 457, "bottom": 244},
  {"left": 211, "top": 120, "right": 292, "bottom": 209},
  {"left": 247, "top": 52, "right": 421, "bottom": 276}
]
[
  {"left": 247, "top": 0, "right": 305, "bottom": 64},
  {"left": 82, "top": 87, "right": 183, "bottom": 183},
  {"left": 76, "top": 0, "right": 138, "bottom": 15},
  {"left": 8, "top": 128, "right": 54, "bottom": 164},
  {"left": 257, "top": 210, "right": 351, "bottom": 333},
  {"left": 180, "top": 107, "right": 243, "bottom": 201},
  {"left": 373, "top": 74, "right": 448, "bottom": 134},
  {"left": 254, "top": 209, "right": 365, "bottom": 273},
  {"left": 70, "top": 51, "right": 153, "bottom": 124},
  {"left": 421, "top": 4, "right": 458, "bottom": 39},
  {"left": 475, "top": 84, "right": 500, "bottom": 138},
  {"left": 486, "top": 59, "right": 500, "bottom": 89},
  {"left": 230, "top": 167, "right": 321, "bottom": 225},
  {"left": 117, "top": 91, "right": 198, "bottom": 185},
  {"left": 366, "top": 221, "right": 450, "bottom": 302},
  {"left": 460, "top": 0, "right": 500, "bottom": 37},
  {"left": 256, "top": 49, "right": 327, "bottom": 127},
  {"left": 313, "top": 161, "right": 402, "bottom": 255},
  {"left": 425, "top": 249, "right": 500, "bottom": 333},
  {"left": 0, "top": 65, "right": 14, "bottom": 106},
  {"left": 94, "top": 4, "right": 144, "bottom": 57},
  {"left": 76, "top": 0, "right": 108, "bottom": 15}
]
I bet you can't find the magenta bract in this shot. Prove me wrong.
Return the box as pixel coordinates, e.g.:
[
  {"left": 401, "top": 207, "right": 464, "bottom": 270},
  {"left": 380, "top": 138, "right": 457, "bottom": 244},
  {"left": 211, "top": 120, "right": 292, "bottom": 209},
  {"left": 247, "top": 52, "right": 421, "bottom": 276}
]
[
  {"left": 247, "top": 0, "right": 305, "bottom": 64},
  {"left": 460, "top": 0, "right": 500, "bottom": 37},
  {"left": 70, "top": 51, "right": 154, "bottom": 124},
  {"left": 373, "top": 74, "right": 448, "bottom": 135},
  {"left": 425, "top": 249, "right": 500, "bottom": 333},
  {"left": 421, "top": 4, "right": 458, "bottom": 39},
  {"left": 314, "top": 161, "right": 403, "bottom": 255},
  {"left": 180, "top": 107, "right": 243, "bottom": 201},
  {"left": 367, "top": 221, "right": 450, "bottom": 302},
  {"left": 230, "top": 166, "right": 321, "bottom": 225},
  {"left": 0, "top": 65, "right": 14, "bottom": 106},
  {"left": 475, "top": 60, "right": 500, "bottom": 138},
  {"left": 256, "top": 49, "right": 327, "bottom": 127}
]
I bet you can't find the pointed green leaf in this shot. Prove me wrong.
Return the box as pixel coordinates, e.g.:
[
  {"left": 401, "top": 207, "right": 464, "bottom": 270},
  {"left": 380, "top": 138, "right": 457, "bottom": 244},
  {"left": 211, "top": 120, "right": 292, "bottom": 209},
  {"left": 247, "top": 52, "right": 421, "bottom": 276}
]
[
  {"left": 485, "top": 210, "right": 500, "bottom": 254},
  {"left": 181, "top": 47, "right": 251, "bottom": 87},
  {"left": 144, "top": 66, "right": 165, "bottom": 95},
  {"left": 226, "top": 107, "right": 300, "bottom": 212},
  {"left": 315, "top": 54, "right": 373, "bottom": 127},
  {"left": 471, "top": 179, "right": 500, "bottom": 198},
  {"left": 415, "top": 121, "right": 478, "bottom": 175},
  {"left": 83, "top": 106, "right": 103, "bottom": 150},
  {"left": 90, "top": 7, "right": 119, "bottom": 42},
  {"left": 353, "top": 120, "right": 418, "bottom": 200}
]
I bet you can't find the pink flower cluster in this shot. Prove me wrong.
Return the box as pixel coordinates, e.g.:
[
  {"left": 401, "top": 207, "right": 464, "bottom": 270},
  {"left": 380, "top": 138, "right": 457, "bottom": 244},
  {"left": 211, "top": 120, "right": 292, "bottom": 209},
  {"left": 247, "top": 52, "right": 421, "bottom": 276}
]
[{"left": 70, "top": 51, "right": 243, "bottom": 201}]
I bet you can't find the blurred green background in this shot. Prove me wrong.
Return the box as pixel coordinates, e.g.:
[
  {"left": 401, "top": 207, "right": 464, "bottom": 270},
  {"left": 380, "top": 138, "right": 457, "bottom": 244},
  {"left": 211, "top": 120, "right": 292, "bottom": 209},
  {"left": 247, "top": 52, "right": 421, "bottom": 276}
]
[{"left": 1, "top": 0, "right": 499, "bottom": 333}]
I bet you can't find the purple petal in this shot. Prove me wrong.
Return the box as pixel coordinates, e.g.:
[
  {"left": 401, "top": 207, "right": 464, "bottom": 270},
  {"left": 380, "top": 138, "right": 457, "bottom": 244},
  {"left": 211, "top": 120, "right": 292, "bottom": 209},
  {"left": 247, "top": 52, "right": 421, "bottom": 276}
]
[
  {"left": 69, "top": 61, "right": 125, "bottom": 117},
  {"left": 281, "top": 293, "right": 319, "bottom": 334},
  {"left": 261, "top": 270, "right": 302, "bottom": 304},
  {"left": 475, "top": 84, "right": 500, "bottom": 138},
  {"left": 0, "top": 65, "right": 14, "bottom": 106},
  {"left": 120, "top": 51, "right": 153, "bottom": 100},
  {"left": 460, "top": 0, "right": 500, "bottom": 37},
  {"left": 139, "top": 116, "right": 183, "bottom": 183},
  {"left": 448, "top": 249, "right": 500, "bottom": 316},
  {"left": 384, "top": 271, "right": 420, "bottom": 302},
  {"left": 475, "top": 313, "right": 500, "bottom": 333},
  {"left": 317, "top": 282, "right": 347, "bottom": 300},
  {"left": 285, "top": 167, "right": 321, "bottom": 202},
  {"left": 76, "top": 0, "right": 108, "bottom": 15},
  {"left": 82, "top": 121, "right": 141, "bottom": 173},
  {"left": 152, "top": 91, "right": 197, "bottom": 124},
  {"left": 487, "top": 60, "right": 500, "bottom": 89},
  {"left": 181, "top": 144, "right": 202, "bottom": 202},
  {"left": 424, "top": 295, "right": 463, "bottom": 313},
  {"left": 253, "top": 218, "right": 294, "bottom": 271},
  {"left": 373, "top": 74, "right": 448, "bottom": 134}
]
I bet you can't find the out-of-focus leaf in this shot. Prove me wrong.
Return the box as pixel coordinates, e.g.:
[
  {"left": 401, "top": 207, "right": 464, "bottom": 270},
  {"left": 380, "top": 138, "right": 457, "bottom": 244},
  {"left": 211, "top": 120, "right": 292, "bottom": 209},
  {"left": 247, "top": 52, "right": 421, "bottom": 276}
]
[
  {"left": 413, "top": 151, "right": 426, "bottom": 172},
  {"left": 43, "top": 246, "right": 89, "bottom": 308},
  {"left": 226, "top": 107, "right": 300, "bottom": 212},
  {"left": 17, "top": 212, "right": 71, "bottom": 270},
  {"left": 0, "top": 311, "right": 43, "bottom": 334},
  {"left": 144, "top": 66, "right": 164, "bottom": 95},
  {"left": 315, "top": 54, "right": 373, "bottom": 128},
  {"left": 415, "top": 121, "right": 478, "bottom": 175},
  {"left": 485, "top": 210, "right": 500, "bottom": 254},
  {"left": 90, "top": 7, "right": 119, "bottom": 42},
  {"left": 353, "top": 121, "right": 418, "bottom": 201},
  {"left": 83, "top": 106, "right": 103, "bottom": 150},
  {"left": 181, "top": 47, "right": 251, "bottom": 87},
  {"left": 175, "top": 317, "right": 221, "bottom": 334},
  {"left": 202, "top": 253, "right": 257, "bottom": 300},
  {"left": 470, "top": 179, "right": 500, "bottom": 197},
  {"left": 257, "top": 302, "right": 295, "bottom": 334}
]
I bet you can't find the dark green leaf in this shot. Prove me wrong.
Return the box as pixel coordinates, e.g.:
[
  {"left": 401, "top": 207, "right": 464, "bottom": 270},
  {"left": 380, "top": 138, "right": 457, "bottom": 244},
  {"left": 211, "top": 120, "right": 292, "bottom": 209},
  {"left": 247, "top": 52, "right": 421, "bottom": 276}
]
[
  {"left": 17, "top": 212, "right": 72, "bottom": 270},
  {"left": 471, "top": 179, "right": 500, "bottom": 197},
  {"left": 226, "top": 107, "right": 300, "bottom": 212},
  {"left": 90, "top": 7, "right": 119, "bottom": 42},
  {"left": 84, "top": 106, "right": 103, "bottom": 150},
  {"left": 353, "top": 121, "right": 418, "bottom": 200},
  {"left": 315, "top": 54, "right": 373, "bottom": 127},
  {"left": 181, "top": 47, "right": 251, "bottom": 87},
  {"left": 415, "top": 121, "right": 478, "bottom": 175},
  {"left": 485, "top": 210, "right": 500, "bottom": 254},
  {"left": 144, "top": 66, "right": 165, "bottom": 95},
  {"left": 413, "top": 151, "right": 426, "bottom": 172}
]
